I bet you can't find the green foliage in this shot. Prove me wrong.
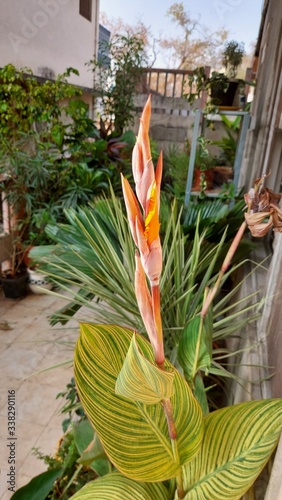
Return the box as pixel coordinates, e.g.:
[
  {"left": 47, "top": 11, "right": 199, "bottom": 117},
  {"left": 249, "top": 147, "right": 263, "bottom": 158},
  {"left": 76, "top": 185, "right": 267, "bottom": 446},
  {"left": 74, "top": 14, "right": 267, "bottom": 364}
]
[
  {"left": 186, "top": 67, "right": 229, "bottom": 106},
  {"left": 74, "top": 324, "right": 204, "bottom": 482},
  {"left": 56, "top": 377, "right": 85, "bottom": 433},
  {"left": 70, "top": 472, "right": 170, "bottom": 500},
  {"left": 10, "top": 469, "right": 63, "bottom": 500},
  {"left": 163, "top": 146, "right": 190, "bottom": 198},
  {"left": 27, "top": 194, "right": 280, "bottom": 500},
  {"left": 72, "top": 324, "right": 282, "bottom": 499},
  {"left": 14, "top": 414, "right": 112, "bottom": 500},
  {"left": 178, "top": 313, "right": 213, "bottom": 386},
  {"left": 0, "top": 64, "right": 135, "bottom": 248},
  {"left": 211, "top": 114, "right": 241, "bottom": 166},
  {"left": 222, "top": 40, "right": 245, "bottom": 77},
  {"left": 31, "top": 193, "right": 257, "bottom": 378},
  {"left": 90, "top": 34, "right": 147, "bottom": 135},
  {"left": 183, "top": 400, "right": 282, "bottom": 499},
  {"left": 195, "top": 135, "right": 216, "bottom": 171},
  {"left": 22, "top": 91, "right": 282, "bottom": 500},
  {"left": 0, "top": 65, "right": 80, "bottom": 141}
]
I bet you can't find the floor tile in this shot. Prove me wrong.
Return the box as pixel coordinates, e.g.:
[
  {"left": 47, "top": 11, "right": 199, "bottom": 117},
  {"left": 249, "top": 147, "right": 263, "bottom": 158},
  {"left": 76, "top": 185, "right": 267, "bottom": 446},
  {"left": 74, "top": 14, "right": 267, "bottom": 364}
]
[{"left": 0, "top": 289, "right": 84, "bottom": 494}]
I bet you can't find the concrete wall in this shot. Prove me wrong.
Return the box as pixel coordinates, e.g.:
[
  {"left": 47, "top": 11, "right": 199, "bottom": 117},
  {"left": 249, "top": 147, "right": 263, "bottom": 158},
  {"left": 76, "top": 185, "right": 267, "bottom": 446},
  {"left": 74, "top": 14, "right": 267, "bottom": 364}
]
[
  {"left": 0, "top": 0, "right": 100, "bottom": 89},
  {"left": 133, "top": 94, "right": 237, "bottom": 156},
  {"left": 133, "top": 94, "right": 201, "bottom": 153}
]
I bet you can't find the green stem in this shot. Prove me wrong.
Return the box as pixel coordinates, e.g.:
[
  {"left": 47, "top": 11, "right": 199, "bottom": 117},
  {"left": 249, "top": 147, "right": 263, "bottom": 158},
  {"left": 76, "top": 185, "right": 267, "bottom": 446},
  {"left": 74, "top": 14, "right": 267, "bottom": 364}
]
[
  {"left": 151, "top": 284, "right": 185, "bottom": 497},
  {"left": 58, "top": 464, "right": 83, "bottom": 499},
  {"left": 176, "top": 469, "right": 185, "bottom": 499}
]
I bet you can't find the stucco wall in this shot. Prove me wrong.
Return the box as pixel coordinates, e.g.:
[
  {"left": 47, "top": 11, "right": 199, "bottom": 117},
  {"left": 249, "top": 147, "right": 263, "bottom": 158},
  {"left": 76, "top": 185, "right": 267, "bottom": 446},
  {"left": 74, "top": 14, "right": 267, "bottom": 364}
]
[{"left": 0, "top": 0, "right": 99, "bottom": 89}]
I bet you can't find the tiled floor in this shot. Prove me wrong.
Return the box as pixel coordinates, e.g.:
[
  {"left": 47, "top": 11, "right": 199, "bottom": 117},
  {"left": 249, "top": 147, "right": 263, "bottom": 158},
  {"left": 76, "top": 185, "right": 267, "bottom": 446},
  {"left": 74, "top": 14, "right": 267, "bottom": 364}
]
[{"left": 0, "top": 289, "right": 81, "bottom": 499}]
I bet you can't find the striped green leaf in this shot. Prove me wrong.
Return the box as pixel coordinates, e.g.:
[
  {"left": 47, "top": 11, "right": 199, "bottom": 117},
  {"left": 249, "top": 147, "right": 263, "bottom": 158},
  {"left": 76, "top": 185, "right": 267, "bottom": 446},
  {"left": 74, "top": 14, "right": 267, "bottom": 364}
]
[
  {"left": 74, "top": 324, "right": 204, "bottom": 482},
  {"left": 115, "top": 333, "right": 175, "bottom": 404},
  {"left": 178, "top": 314, "right": 213, "bottom": 384},
  {"left": 69, "top": 471, "right": 169, "bottom": 499},
  {"left": 183, "top": 399, "right": 282, "bottom": 499}
]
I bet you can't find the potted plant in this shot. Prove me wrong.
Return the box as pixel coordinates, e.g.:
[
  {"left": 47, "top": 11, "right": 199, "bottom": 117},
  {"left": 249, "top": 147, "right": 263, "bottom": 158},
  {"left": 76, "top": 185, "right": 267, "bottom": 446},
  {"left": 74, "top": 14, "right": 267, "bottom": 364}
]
[
  {"left": 193, "top": 135, "right": 215, "bottom": 190},
  {"left": 0, "top": 231, "right": 28, "bottom": 299},
  {"left": 24, "top": 245, "right": 53, "bottom": 294},
  {"left": 222, "top": 40, "right": 245, "bottom": 78},
  {"left": 211, "top": 113, "right": 241, "bottom": 186},
  {"left": 187, "top": 67, "right": 230, "bottom": 107},
  {"left": 187, "top": 45, "right": 245, "bottom": 109}
]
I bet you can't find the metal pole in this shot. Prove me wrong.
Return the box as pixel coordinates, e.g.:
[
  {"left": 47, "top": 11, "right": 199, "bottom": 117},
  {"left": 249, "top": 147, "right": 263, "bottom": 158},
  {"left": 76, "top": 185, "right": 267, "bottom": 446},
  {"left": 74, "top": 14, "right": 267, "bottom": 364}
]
[
  {"left": 184, "top": 109, "right": 201, "bottom": 206},
  {"left": 233, "top": 112, "right": 251, "bottom": 192}
]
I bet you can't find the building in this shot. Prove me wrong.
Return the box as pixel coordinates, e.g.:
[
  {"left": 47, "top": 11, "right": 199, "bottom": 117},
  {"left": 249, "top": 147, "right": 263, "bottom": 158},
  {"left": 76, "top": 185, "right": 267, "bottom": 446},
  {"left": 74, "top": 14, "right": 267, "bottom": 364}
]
[{"left": 0, "top": 0, "right": 101, "bottom": 114}]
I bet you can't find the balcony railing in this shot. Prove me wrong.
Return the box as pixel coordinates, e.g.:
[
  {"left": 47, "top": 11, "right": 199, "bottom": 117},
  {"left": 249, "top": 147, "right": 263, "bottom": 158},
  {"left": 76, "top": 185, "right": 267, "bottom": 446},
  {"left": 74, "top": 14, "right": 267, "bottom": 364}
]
[{"left": 138, "top": 67, "right": 210, "bottom": 99}]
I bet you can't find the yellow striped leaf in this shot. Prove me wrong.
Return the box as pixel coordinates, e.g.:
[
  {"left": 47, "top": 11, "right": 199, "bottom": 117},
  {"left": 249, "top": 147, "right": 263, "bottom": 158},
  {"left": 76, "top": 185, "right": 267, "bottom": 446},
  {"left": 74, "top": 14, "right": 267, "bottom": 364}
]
[
  {"left": 115, "top": 333, "right": 175, "bottom": 404},
  {"left": 69, "top": 471, "right": 169, "bottom": 499},
  {"left": 74, "top": 323, "right": 204, "bottom": 482},
  {"left": 183, "top": 399, "right": 282, "bottom": 499}
]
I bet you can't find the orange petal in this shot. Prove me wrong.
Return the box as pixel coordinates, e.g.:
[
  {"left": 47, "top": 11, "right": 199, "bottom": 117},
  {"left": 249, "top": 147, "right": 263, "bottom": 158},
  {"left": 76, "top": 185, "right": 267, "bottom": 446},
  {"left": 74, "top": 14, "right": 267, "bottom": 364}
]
[
  {"left": 143, "top": 244, "right": 162, "bottom": 284},
  {"left": 134, "top": 252, "right": 159, "bottom": 355},
  {"left": 135, "top": 216, "right": 149, "bottom": 259},
  {"left": 138, "top": 96, "right": 152, "bottom": 169},
  {"left": 137, "top": 160, "right": 155, "bottom": 212},
  {"left": 145, "top": 182, "right": 160, "bottom": 246},
  {"left": 132, "top": 140, "right": 143, "bottom": 186},
  {"left": 121, "top": 175, "right": 143, "bottom": 245}
]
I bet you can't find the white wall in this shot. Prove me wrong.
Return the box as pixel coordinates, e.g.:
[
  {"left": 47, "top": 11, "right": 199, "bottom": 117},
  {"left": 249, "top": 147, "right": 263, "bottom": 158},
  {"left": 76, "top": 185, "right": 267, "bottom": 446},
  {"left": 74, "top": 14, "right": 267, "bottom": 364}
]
[{"left": 0, "top": 0, "right": 100, "bottom": 89}]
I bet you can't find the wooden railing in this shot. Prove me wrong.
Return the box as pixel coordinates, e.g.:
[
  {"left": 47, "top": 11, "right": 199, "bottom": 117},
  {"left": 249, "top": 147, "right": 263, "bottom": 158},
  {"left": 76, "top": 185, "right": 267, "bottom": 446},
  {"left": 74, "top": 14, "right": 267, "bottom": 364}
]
[{"left": 138, "top": 67, "right": 210, "bottom": 99}]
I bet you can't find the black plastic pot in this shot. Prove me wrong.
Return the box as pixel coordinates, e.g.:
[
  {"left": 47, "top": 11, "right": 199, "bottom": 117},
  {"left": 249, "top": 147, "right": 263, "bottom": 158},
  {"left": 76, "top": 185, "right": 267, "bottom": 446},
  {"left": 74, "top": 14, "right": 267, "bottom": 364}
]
[
  {"left": 211, "top": 81, "right": 238, "bottom": 107},
  {"left": 1, "top": 270, "right": 29, "bottom": 299}
]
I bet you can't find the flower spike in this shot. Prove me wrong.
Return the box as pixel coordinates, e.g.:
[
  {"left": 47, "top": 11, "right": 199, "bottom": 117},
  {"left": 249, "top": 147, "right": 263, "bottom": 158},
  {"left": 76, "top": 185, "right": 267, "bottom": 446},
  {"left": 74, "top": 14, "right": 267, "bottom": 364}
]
[{"left": 122, "top": 94, "right": 164, "bottom": 365}]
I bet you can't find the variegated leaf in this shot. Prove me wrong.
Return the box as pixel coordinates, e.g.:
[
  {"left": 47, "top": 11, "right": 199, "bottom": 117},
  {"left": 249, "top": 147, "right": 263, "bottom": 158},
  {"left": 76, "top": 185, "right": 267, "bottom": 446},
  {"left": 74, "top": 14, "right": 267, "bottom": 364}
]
[
  {"left": 74, "top": 323, "right": 204, "bottom": 482},
  {"left": 183, "top": 399, "right": 282, "bottom": 499},
  {"left": 69, "top": 471, "right": 169, "bottom": 499},
  {"left": 178, "top": 314, "right": 213, "bottom": 384},
  {"left": 115, "top": 333, "right": 175, "bottom": 404}
]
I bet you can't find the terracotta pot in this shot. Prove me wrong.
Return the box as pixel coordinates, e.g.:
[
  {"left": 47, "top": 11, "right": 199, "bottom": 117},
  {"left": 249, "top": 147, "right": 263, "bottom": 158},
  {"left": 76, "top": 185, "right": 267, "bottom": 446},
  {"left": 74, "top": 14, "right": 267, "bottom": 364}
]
[{"left": 193, "top": 169, "right": 214, "bottom": 190}]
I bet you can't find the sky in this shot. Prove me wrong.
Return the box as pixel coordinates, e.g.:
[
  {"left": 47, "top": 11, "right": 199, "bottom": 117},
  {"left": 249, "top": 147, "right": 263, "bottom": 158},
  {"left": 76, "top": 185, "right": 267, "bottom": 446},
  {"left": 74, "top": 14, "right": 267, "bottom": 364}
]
[{"left": 99, "top": 0, "right": 264, "bottom": 66}]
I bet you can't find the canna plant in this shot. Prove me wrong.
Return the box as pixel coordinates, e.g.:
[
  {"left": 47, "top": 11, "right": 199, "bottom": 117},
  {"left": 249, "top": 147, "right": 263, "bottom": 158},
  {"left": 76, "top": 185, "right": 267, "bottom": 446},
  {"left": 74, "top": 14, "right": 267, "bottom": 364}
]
[{"left": 71, "top": 96, "right": 282, "bottom": 499}]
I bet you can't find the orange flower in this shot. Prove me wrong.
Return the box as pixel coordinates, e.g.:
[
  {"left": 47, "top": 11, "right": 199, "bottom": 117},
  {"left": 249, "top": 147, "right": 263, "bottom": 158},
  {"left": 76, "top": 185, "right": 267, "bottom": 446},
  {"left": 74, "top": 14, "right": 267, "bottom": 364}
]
[
  {"left": 121, "top": 174, "right": 162, "bottom": 284},
  {"left": 121, "top": 95, "right": 165, "bottom": 366},
  {"left": 121, "top": 95, "right": 163, "bottom": 284}
]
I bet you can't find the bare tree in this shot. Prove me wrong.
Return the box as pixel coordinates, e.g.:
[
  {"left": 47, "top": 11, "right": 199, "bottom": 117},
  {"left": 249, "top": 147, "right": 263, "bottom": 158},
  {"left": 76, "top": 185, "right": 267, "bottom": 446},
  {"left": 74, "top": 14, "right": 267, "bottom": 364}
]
[
  {"left": 159, "top": 2, "right": 228, "bottom": 70},
  {"left": 100, "top": 3, "right": 228, "bottom": 71},
  {"left": 99, "top": 13, "right": 157, "bottom": 66}
]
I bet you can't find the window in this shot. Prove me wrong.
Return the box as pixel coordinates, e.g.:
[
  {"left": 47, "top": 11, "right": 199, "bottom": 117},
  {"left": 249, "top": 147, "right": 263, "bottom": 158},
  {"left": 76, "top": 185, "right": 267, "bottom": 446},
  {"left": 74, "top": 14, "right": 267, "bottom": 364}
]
[{"left": 79, "top": 0, "right": 92, "bottom": 21}]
